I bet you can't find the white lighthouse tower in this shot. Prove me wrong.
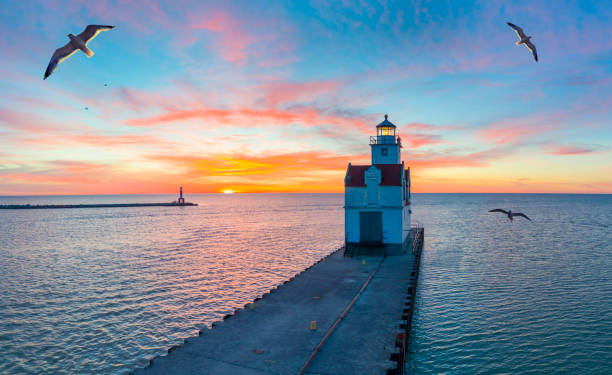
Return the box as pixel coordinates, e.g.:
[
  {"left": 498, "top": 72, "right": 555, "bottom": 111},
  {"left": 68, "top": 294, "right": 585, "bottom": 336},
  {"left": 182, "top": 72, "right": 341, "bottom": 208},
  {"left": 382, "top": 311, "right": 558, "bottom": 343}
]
[{"left": 344, "top": 115, "right": 411, "bottom": 255}]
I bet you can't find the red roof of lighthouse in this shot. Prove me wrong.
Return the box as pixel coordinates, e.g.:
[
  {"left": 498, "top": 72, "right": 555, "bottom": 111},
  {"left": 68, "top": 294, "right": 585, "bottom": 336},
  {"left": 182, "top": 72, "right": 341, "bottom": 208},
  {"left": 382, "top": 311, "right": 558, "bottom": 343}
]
[
  {"left": 345, "top": 165, "right": 368, "bottom": 187},
  {"left": 345, "top": 164, "right": 403, "bottom": 187}
]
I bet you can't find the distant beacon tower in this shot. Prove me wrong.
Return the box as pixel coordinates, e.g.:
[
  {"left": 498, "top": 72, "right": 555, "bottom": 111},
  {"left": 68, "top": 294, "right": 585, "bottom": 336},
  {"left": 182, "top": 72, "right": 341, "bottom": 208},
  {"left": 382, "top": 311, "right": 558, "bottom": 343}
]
[
  {"left": 344, "top": 115, "right": 411, "bottom": 255},
  {"left": 178, "top": 186, "right": 185, "bottom": 204}
]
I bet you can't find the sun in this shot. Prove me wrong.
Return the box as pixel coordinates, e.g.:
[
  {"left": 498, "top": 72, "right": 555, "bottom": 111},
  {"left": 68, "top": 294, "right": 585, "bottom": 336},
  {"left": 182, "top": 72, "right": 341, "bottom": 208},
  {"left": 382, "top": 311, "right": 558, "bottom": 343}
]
[{"left": 222, "top": 189, "right": 234, "bottom": 194}]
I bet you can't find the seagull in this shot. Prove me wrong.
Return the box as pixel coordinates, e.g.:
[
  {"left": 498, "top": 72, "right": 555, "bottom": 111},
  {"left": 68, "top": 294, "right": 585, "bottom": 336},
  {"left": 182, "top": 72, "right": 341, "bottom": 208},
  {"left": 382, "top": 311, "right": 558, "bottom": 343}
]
[
  {"left": 489, "top": 209, "right": 532, "bottom": 222},
  {"left": 44, "top": 25, "right": 114, "bottom": 80},
  {"left": 506, "top": 22, "right": 538, "bottom": 62}
]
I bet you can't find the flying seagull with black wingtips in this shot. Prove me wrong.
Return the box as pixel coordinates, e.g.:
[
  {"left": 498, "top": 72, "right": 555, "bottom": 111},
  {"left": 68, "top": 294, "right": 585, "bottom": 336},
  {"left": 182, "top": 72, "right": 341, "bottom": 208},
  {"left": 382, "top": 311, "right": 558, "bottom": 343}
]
[
  {"left": 44, "top": 25, "right": 114, "bottom": 80},
  {"left": 489, "top": 209, "right": 532, "bottom": 222},
  {"left": 507, "top": 22, "right": 538, "bottom": 62}
]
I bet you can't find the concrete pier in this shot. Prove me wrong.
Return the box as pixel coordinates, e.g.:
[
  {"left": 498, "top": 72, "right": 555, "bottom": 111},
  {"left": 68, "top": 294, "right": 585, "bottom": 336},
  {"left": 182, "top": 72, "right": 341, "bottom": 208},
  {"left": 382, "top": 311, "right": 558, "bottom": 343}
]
[{"left": 134, "top": 228, "right": 424, "bottom": 375}]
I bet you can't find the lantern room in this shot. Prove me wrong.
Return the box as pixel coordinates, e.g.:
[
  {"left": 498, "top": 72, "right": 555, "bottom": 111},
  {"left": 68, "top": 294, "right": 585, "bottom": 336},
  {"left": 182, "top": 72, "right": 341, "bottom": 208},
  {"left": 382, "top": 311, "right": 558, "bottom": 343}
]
[
  {"left": 376, "top": 114, "right": 397, "bottom": 143},
  {"left": 370, "top": 115, "right": 402, "bottom": 165}
]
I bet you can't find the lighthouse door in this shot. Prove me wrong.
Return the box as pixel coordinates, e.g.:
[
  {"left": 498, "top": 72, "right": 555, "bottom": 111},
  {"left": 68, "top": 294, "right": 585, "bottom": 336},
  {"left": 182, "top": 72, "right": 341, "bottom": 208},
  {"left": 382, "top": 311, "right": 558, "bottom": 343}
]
[{"left": 360, "top": 211, "right": 382, "bottom": 244}]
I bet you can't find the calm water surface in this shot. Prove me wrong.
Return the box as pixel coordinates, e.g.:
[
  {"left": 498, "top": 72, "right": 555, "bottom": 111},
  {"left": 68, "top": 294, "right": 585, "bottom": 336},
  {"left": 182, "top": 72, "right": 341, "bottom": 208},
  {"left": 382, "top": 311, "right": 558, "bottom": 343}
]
[
  {"left": 408, "top": 194, "right": 612, "bottom": 374},
  {"left": 1, "top": 193, "right": 610, "bottom": 374},
  {"left": 0, "top": 194, "right": 344, "bottom": 374}
]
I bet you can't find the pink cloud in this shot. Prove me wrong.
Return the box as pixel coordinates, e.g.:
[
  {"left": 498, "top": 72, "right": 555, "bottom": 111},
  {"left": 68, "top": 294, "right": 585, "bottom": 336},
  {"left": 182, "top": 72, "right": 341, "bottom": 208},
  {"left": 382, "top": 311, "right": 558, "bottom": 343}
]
[
  {"left": 1, "top": 1, "right": 296, "bottom": 69},
  {"left": 407, "top": 146, "right": 511, "bottom": 169},
  {"left": 59, "top": 0, "right": 176, "bottom": 34},
  {"left": 18, "top": 134, "right": 166, "bottom": 149},
  {"left": 190, "top": 10, "right": 256, "bottom": 63},
  {"left": 0, "top": 160, "right": 111, "bottom": 186},
  {"left": 400, "top": 122, "right": 461, "bottom": 132},
  {"left": 547, "top": 145, "right": 599, "bottom": 155},
  {"left": 187, "top": 6, "right": 297, "bottom": 65},
  {"left": 9, "top": 95, "right": 76, "bottom": 112},
  {"left": 191, "top": 11, "right": 232, "bottom": 32},
  {"left": 401, "top": 122, "right": 438, "bottom": 131},
  {"left": 474, "top": 108, "right": 585, "bottom": 148},
  {"left": 118, "top": 87, "right": 179, "bottom": 112},
  {"left": 258, "top": 80, "right": 342, "bottom": 107},
  {"left": 477, "top": 121, "right": 553, "bottom": 146},
  {"left": 124, "top": 105, "right": 372, "bottom": 133},
  {"left": 401, "top": 133, "right": 444, "bottom": 148},
  {"left": 0, "top": 108, "right": 75, "bottom": 134},
  {"left": 0, "top": 107, "right": 176, "bottom": 151}
]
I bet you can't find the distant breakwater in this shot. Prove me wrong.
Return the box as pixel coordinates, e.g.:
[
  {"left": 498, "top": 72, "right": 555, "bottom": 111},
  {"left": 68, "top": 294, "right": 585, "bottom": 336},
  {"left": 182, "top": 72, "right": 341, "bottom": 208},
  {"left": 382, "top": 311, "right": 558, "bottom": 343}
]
[{"left": 0, "top": 202, "right": 198, "bottom": 210}]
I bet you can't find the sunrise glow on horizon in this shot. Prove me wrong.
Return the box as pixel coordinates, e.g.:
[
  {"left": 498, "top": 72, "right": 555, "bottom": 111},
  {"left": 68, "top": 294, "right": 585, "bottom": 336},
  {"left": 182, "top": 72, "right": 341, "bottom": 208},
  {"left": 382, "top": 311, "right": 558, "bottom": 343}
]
[{"left": 1, "top": 1, "right": 611, "bottom": 195}]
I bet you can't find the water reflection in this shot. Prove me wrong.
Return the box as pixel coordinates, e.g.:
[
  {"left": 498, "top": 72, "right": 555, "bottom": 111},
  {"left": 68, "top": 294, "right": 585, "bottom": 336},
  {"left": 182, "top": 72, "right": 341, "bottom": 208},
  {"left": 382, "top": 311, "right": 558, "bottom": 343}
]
[{"left": 0, "top": 194, "right": 344, "bottom": 374}]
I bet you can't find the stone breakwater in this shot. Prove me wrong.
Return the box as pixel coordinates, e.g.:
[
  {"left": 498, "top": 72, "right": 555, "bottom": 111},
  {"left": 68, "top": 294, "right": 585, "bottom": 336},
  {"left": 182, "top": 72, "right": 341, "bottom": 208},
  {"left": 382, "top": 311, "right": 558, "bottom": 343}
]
[{"left": 0, "top": 202, "right": 198, "bottom": 209}]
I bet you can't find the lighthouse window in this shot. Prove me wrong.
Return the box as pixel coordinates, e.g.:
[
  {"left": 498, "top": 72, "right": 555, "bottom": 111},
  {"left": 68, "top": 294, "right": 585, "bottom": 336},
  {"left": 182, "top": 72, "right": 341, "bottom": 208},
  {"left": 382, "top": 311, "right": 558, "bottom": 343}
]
[
  {"left": 381, "top": 148, "right": 388, "bottom": 156},
  {"left": 377, "top": 126, "right": 394, "bottom": 137}
]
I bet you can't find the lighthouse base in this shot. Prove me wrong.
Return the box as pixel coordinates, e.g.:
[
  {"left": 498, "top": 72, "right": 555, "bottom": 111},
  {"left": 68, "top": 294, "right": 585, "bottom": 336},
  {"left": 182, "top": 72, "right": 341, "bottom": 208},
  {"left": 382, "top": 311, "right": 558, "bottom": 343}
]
[{"left": 344, "top": 235, "right": 412, "bottom": 257}]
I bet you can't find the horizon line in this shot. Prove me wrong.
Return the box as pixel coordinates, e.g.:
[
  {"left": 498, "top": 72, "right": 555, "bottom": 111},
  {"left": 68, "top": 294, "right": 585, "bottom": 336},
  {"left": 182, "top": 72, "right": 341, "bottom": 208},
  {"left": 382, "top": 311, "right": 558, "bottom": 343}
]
[{"left": 1, "top": 192, "right": 611, "bottom": 197}]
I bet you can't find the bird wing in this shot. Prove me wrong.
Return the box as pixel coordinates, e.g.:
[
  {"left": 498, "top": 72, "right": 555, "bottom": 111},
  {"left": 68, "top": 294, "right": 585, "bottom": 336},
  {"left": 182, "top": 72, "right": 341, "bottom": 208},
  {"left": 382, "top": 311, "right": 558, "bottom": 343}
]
[
  {"left": 44, "top": 41, "right": 78, "bottom": 79},
  {"left": 525, "top": 40, "right": 538, "bottom": 62},
  {"left": 77, "top": 25, "right": 114, "bottom": 45},
  {"left": 489, "top": 209, "right": 508, "bottom": 214},
  {"left": 507, "top": 22, "right": 527, "bottom": 39},
  {"left": 513, "top": 213, "right": 532, "bottom": 221}
]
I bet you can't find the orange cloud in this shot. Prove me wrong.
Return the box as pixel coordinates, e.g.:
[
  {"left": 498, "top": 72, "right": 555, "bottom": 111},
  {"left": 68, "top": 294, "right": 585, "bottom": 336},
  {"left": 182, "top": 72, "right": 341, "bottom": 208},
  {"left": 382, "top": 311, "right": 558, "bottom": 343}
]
[
  {"left": 149, "top": 151, "right": 369, "bottom": 193},
  {"left": 2, "top": 143, "right": 610, "bottom": 194},
  {"left": 1, "top": 152, "right": 365, "bottom": 194}
]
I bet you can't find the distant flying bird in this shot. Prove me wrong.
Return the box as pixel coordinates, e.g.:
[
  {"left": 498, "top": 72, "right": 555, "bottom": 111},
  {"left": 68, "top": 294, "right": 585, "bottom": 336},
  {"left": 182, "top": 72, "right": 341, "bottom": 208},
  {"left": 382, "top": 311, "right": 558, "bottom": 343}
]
[
  {"left": 84, "top": 107, "right": 89, "bottom": 110},
  {"left": 507, "top": 22, "right": 538, "bottom": 62},
  {"left": 104, "top": 83, "right": 108, "bottom": 86},
  {"left": 489, "top": 209, "right": 532, "bottom": 222},
  {"left": 44, "top": 25, "right": 114, "bottom": 80}
]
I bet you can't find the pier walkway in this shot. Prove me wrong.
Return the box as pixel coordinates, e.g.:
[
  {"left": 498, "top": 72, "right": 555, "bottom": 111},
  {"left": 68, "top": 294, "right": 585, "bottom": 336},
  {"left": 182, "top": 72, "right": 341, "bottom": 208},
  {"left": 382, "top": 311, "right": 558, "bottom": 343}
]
[{"left": 135, "top": 229, "right": 423, "bottom": 375}]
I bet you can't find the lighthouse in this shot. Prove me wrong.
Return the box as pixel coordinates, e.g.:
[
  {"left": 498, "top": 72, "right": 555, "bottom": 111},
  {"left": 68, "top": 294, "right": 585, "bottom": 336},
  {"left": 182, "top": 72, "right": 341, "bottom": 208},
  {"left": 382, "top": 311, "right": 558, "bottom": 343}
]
[
  {"left": 178, "top": 186, "right": 185, "bottom": 204},
  {"left": 344, "top": 115, "right": 411, "bottom": 255}
]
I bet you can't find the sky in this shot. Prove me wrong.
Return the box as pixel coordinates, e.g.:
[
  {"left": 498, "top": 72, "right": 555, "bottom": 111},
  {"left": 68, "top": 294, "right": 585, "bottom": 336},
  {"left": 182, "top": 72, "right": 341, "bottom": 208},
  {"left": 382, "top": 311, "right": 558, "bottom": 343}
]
[{"left": 0, "top": 0, "right": 611, "bottom": 194}]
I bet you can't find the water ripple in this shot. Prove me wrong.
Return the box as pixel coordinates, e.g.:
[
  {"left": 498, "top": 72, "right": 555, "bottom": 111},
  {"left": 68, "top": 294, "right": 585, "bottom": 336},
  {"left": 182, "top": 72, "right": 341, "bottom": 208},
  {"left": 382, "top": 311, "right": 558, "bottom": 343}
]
[
  {"left": 407, "top": 194, "right": 612, "bottom": 374},
  {"left": 0, "top": 194, "right": 343, "bottom": 374}
]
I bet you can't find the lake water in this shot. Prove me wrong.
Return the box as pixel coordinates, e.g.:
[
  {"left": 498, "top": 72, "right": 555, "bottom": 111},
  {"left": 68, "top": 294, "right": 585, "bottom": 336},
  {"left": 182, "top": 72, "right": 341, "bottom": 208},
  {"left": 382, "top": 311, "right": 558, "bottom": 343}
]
[
  {"left": 0, "top": 194, "right": 610, "bottom": 374},
  {"left": 0, "top": 194, "right": 344, "bottom": 374},
  {"left": 408, "top": 194, "right": 612, "bottom": 374}
]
